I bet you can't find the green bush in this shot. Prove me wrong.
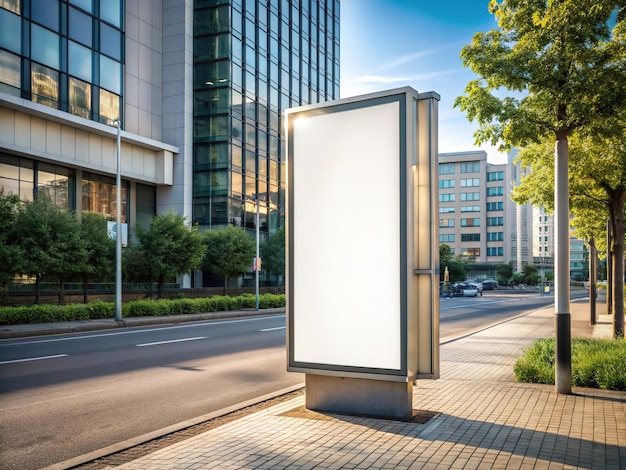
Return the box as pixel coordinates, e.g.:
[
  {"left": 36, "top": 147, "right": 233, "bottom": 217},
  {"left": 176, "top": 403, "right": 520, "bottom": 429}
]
[
  {"left": 515, "top": 336, "right": 626, "bottom": 391},
  {"left": 259, "top": 293, "right": 285, "bottom": 309},
  {"left": 87, "top": 300, "right": 115, "bottom": 319},
  {"left": 0, "top": 292, "right": 286, "bottom": 325},
  {"left": 513, "top": 337, "right": 555, "bottom": 384}
]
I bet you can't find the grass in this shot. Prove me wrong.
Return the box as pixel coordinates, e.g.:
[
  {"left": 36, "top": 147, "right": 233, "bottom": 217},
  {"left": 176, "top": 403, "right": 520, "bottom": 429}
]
[{"left": 514, "top": 337, "right": 626, "bottom": 391}]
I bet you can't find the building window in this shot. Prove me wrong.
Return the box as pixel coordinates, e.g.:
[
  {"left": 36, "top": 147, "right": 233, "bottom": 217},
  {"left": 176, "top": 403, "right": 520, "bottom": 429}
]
[
  {"left": 439, "top": 207, "right": 455, "bottom": 213},
  {"left": 69, "top": 77, "right": 91, "bottom": 118},
  {"left": 439, "top": 219, "right": 455, "bottom": 228},
  {"left": 99, "top": 88, "right": 120, "bottom": 123},
  {"left": 461, "top": 192, "right": 480, "bottom": 201},
  {"left": 487, "top": 186, "right": 504, "bottom": 196},
  {"left": 488, "top": 217, "right": 504, "bottom": 226},
  {"left": 0, "top": 7, "right": 21, "bottom": 53},
  {"left": 82, "top": 172, "right": 127, "bottom": 223},
  {"left": 486, "top": 201, "right": 503, "bottom": 211},
  {"left": 31, "top": 63, "right": 59, "bottom": 109},
  {"left": 439, "top": 234, "right": 455, "bottom": 243},
  {"left": 487, "top": 247, "right": 504, "bottom": 256},
  {"left": 439, "top": 162, "right": 455, "bottom": 174},
  {"left": 0, "top": 49, "right": 21, "bottom": 96},
  {"left": 487, "top": 232, "right": 504, "bottom": 241},
  {"left": 461, "top": 233, "right": 480, "bottom": 242},
  {"left": 438, "top": 179, "right": 455, "bottom": 188},
  {"left": 461, "top": 205, "right": 480, "bottom": 212},
  {"left": 68, "top": 40, "right": 92, "bottom": 82},
  {"left": 460, "top": 178, "right": 480, "bottom": 187},
  {"left": 0, "top": 154, "right": 35, "bottom": 201},
  {"left": 461, "top": 218, "right": 480, "bottom": 227},
  {"left": 462, "top": 247, "right": 480, "bottom": 256},
  {"left": 460, "top": 161, "right": 479, "bottom": 173},
  {"left": 31, "top": 24, "right": 60, "bottom": 69},
  {"left": 487, "top": 171, "right": 504, "bottom": 181},
  {"left": 439, "top": 193, "right": 455, "bottom": 202}
]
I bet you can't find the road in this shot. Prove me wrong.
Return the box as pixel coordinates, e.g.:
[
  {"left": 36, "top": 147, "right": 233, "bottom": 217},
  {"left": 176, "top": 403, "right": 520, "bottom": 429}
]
[
  {"left": 0, "top": 314, "right": 299, "bottom": 470},
  {"left": 0, "top": 291, "right": 587, "bottom": 469},
  {"left": 439, "top": 289, "right": 586, "bottom": 340}
]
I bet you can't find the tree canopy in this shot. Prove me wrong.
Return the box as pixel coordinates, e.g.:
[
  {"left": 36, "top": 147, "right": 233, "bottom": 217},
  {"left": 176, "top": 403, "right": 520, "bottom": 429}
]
[
  {"left": 456, "top": 0, "right": 626, "bottom": 147},
  {"left": 455, "top": 0, "right": 626, "bottom": 345},
  {"left": 134, "top": 211, "right": 205, "bottom": 298},
  {"left": 11, "top": 194, "right": 87, "bottom": 304},
  {"left": 202, "top": 225, "right": 256, "bottom": 294},
  {"left": 260, "top": 226, "right": 285, "bottom": 282}
]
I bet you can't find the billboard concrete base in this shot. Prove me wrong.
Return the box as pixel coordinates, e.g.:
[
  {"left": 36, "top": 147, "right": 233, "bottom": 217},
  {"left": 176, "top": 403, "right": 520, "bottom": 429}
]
[{"left": 305, "top": 374, "right": 413, "bottom": 420}]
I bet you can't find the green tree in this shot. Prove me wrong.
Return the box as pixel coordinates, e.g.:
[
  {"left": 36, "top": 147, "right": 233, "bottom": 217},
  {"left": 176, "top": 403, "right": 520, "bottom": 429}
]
[
  {"left": 523, "top": 264, "right": 540, "bottom": 286},
  {"left": 13, "top": 194, "right": 87, "bottom": 304},
  {"left": 511, "top": 132, "right": 626, "bottom": 335},
  {"left": 260, "top": 226, "right": 285, "bottom": 284},
  {"left": 439, "top": 244, "right": 452, "bottom": 264},
  {"left": 79, "top": 212, "right": 115, "bottom": 303},
  {"left": 202, "top": 225, "right": 256, "bottom": 294},
  {"left": 0, "top": 189, "right": 23, "bottom": 305},
  {"left": 439, "top": 245, "right": 467, "bottom": 283},
  {"left": 496, "top": 262, "right": 514, "bottom": 286},
  {"left": 455, "top": 0, "right": 626, "bottom": 389},
  {"left": 135, "top": 212, "right": 205, "bottom": 299}
]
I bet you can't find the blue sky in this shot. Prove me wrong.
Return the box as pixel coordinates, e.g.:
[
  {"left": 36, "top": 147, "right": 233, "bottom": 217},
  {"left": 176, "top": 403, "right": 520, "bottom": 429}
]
[{"left": 339, "top": 0, "right": 508, "bottom": 163}]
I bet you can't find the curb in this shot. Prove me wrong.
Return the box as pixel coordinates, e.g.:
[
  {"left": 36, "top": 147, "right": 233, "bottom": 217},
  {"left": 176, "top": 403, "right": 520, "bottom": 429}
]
[{"left": 41, "top": 383, "right": 305, "bottom": 470}]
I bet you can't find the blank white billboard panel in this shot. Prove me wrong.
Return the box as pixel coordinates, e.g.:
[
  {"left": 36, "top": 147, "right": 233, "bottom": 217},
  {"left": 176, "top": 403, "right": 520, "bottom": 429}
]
[{"left": 291, "top": 101, "right": 401, "bottom": 370}]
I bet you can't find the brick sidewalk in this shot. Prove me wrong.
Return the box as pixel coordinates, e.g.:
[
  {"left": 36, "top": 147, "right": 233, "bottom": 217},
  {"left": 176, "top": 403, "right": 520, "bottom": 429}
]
[{"left": 108, "top": 303, "right": 625, "bottom": 469}]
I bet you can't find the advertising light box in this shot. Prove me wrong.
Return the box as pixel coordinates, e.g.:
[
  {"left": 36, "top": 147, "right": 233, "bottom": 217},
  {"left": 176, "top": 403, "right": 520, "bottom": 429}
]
[{"left": 286, "top": 88, "right": 432, "bottom": 382}]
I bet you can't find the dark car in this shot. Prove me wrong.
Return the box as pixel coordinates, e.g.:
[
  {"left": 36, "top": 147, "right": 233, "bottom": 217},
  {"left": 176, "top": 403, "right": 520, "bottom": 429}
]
[{"left": 481, "top": 279, "right": 498, "bottom": 290}]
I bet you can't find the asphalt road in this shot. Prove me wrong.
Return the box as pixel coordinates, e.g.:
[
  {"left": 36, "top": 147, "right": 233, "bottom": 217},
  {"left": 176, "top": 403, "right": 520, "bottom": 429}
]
[
  {"left": 0, "top": 314, "right": 300, "bottom": 470},
  {"left": 0, "top": 291, "right": 587, "bottom": 470}
]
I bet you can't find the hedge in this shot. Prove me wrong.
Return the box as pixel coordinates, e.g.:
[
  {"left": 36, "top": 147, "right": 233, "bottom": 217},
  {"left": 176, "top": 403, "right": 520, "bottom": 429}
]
[{"left": 0, "top": 293, "right": 286, "bottom": 325}]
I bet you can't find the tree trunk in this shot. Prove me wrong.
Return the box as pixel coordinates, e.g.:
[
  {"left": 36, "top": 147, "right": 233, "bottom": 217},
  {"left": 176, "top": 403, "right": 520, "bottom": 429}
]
[
  {"left": 608, "top": 189, "right": 625, "bottom": 337},
  {"left": 83, "top": 278, "right": 88, "bottom": 304},
  {"left": 158, "top": 273, "right": 165, "bottom": 299},
  {"left": 59, "top": 278, "right": 65, "bottom": 305},
  {"left": 223, "top": 277, "right": 228, "bottom": 296},
  {"left": 35, "top": 276, "right": 41, "bottom": 305}
]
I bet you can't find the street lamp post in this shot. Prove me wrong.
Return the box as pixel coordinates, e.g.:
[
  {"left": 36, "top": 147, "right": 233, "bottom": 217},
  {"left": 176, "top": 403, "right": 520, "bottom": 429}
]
[
  {"left": 247, "top": 194, "right": 261, "bottom": 311},
  {"left": 255, "top": 197, "right": 260, "bottom": 311},
  {"left": 113, "top": 119, "right": 122, "bottom": 322}
]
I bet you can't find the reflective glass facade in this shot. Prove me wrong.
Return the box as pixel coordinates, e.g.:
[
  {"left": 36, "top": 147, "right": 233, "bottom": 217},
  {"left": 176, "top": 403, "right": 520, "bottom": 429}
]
[
  {"left": 0, "top": 0, "right": 124, "bottom": 123},
  {"left": 192, "top": 0, "right": 340, "bottom": 241}
]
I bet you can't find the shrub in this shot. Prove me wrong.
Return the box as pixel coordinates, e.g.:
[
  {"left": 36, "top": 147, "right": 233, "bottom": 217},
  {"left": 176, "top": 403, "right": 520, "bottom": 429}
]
[
  {"left": 515, "top": 337, "right": 626, "bottom": 391},
  {"left": 0, "top": 291, "right": 286, "bottom": 324},
  {"left": 259, "top": 293, "right": 285, "bottom": 309},
  {"left": 513, "top": 337, "right": 555, "bottom": 384},
  {"left": 87, "top": 300, "right": 114, "bottom": 319}
]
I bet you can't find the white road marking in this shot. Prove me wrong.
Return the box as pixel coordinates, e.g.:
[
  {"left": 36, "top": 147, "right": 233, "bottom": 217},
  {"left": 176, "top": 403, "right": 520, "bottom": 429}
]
[
  {"left": 261, "top": 326, "right": 286, "bottom": 332},
  {"left": 0, "top": 354, "right": 68, "bottom": 365},
  {"left": 136, "top": 337, "right": 206, "bottom": 347}
]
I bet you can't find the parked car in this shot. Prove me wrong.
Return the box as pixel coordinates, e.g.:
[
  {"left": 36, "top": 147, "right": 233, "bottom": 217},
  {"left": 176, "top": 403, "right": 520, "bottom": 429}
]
[
  {"left": 469, "top": 282, "right": 483, "bottom": 296},
  {"left": 451, "top": 282, "right": 481, "bottom": 297},
  {"left": 481, "top": 279, "right": 498, "bottom": 290}
]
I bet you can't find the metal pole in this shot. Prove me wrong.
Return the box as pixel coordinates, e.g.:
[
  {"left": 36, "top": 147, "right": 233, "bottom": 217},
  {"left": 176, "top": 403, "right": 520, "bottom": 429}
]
[
  {"left": 554, "top": 139, "right": 571, "bottom": 394},
  {"left": 255, "top": 197, "right": 260, "bottom": 311},
  {"left": 114, "top": 119, "right": 122, "bottom": 322},
  {"left": 607, "top": 219, "right": 612, "bottom": 315},
  {"left": 590, "top": 238, "right": 596, "bottom": 325}
]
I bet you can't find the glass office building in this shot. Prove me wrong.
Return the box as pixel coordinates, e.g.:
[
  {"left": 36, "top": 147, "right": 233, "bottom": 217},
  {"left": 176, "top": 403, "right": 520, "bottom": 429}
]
[
  {"left": 0, "top": 0, "right": 340, "bottom": 287},
  {"left": 192, "top": 0, "right": 340, "bottom": 237}
]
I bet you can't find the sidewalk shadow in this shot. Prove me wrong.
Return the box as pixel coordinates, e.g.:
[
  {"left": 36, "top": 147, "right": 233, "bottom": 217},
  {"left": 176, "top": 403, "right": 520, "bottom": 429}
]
[{"left": 326, "top": 407, "right": 626, "bottom": 468}]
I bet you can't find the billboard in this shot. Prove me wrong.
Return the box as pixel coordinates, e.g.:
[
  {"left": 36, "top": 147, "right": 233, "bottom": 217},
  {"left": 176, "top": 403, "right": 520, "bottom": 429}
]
[{"left": 286, "top": 87, "right": 439, "bottom": 383}]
